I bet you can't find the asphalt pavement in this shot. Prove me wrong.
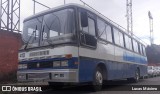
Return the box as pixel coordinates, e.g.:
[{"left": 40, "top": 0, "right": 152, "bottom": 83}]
[{"left": 32, "top": 76, "right": 160, "bottom": 94}]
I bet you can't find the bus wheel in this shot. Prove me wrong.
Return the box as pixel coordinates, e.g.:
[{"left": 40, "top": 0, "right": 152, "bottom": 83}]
[
  {"left": 48, "top": 82, "right": 64, "bottom": 90},
  {"left": 128, "top": 69, "right": 140, "bottom": 83},
  {"left": 134, "top": 69, "right": 140, "bottom": 82},
  {"left": 92, "top": 67, "right": 103, "bottom": 91}
]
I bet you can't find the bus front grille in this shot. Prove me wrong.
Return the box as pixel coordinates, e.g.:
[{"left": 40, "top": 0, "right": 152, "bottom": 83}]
[{"left": 28, "top": 62, "right": 53, "bottom": 69}]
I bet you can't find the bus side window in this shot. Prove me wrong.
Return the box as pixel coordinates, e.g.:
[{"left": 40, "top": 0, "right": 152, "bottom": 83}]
[
  {"left": 124, "top": 35, "right": 128, "bottom": 49},
  {"left": 138, "top": 43, "right": 142, "bottom": 54},
  {"left": 113, "top": 28, "right": 124, "bottom": 47},
  {"left": 106, "top": 24, "right": 112, "bottom": 42},
  {"left": 125, "top": 36, "right": 133, "bottom": 51},
  {"left": 113, "top": 28, "right": 119, "bottom": 45},
  {"left": 119, "top": 32, "right": 124, "bottom": 47},
  {"left": 140, "top": 44, "right": 143, "bottom": 55},
  {"left": 133, "top": 40, "right": 138, "bottom": 53},
  {"left": 143, "top": 46, "right": 146, "bottom": 56},
  {"left": 141, "top": 44, "right": 144, "bottom": 55},
  {"left": 97, "top": 18, "right": 106, "bottom": 40},
  {"left": 97, "top": 18, "right": 112, "bottom": 43}
]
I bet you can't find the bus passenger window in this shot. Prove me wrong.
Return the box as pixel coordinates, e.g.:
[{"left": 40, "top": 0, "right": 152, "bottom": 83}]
[
  {"left": 133, "top": 40, "right": 138, "bottom": 53},
  {"left": 138, "top": 44, "right": 143, "bottom": 55},
  {"left": 142, "top": 45, "right": 146, "bottom": 56},
  {"left": 125, "top": 35, "right": 132, "bottom": 50},
  {"left": 97, "top": 19, "right": 106, "bottom": 40},
  {"left": 106, "top": 24, "right": 112, "bottom": 42},
  {"left": 143, "top": 46, "right": 146, "bottom": 56},
  {"left": 128, "top": 37, "right": 132, "bottom": 50},
  {"left": 125, "top": 35, "right": 129, "bottom": 49},
  {"left": 113, "top": 28, "right": 119, "bottom": 45},
  {"left": 113, "top": 28, "right": 124, "bottom": 47},
  {"left": 119, "top": 32, "right": 124, "bottom": 47}
]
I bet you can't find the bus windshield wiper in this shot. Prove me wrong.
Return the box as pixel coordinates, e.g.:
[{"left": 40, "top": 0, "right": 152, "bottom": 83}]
[
  {"left": 42, "top": 25, "right": 55, "bottom": 48},
  {"left": 24, "top": 25, "right": 37, "bottom": 50}
]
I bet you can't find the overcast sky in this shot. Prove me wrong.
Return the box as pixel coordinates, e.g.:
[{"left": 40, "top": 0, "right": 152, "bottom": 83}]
[{"left": 21, "top": 0, "right": 160, "bottom": 45}]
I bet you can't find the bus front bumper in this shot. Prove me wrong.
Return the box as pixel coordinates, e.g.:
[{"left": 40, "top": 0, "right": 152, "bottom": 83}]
[{"left": 17, "top": 69, "right": 78, "bottom": 83}]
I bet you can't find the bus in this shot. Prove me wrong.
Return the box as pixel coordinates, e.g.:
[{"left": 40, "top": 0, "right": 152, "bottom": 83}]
[{"left": 17, "top": 3, "right": 148, "bottom": 91}]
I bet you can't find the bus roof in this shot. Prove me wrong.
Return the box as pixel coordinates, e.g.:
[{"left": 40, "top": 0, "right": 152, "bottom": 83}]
[
  {"left": 24, "top": 3, "right": 127, "bottom": 32},
  {"left": 24, "top": 3, "right": 83, "bottom": 22},
  {"left": 24, "top": 3, "right": 147, "bottom": 46}
]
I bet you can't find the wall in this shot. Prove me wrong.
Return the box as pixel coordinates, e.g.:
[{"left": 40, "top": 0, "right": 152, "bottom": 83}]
[{"left": 0, "top": 30, "right": 22, "bottom": 80}]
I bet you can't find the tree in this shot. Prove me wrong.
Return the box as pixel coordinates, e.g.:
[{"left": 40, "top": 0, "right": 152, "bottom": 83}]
[{"left": 146, "top": 44, "right": 160, "bottom": 64}]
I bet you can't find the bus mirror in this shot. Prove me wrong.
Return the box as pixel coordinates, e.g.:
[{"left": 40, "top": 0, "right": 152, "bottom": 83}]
[{"left": 81, "top": 11, "right": 88, "bottom": 27}]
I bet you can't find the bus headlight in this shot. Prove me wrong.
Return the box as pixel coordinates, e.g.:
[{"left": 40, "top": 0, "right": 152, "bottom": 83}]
[
  {"left": 53, "top": 61, "right": 61, "bottom": 67},
  {"left": 53, "top": 61, "right": 68, "bottom": 67},
  {"left": 61, "top": 61, "right": 68, "bottom": 66},
  {"left": 18, "top": 64, "right": 27, "bottom": 69}
]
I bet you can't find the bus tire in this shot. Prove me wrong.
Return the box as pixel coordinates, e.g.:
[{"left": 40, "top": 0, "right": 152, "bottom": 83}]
[
  {"left": 135, "top": 69, "right": 140, "bottom": 82},
  {"left": 48, "top": 82, "right": 64, "bottom": 90},
  {"left": 92, "top": 67, "right": 103, "bottom": 91},
  {"left": 128, "top": 69, "right": 140, "bottom": 83}
]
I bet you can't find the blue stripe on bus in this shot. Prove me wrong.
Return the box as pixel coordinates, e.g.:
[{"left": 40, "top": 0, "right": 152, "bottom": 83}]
[{"left": 123, "top": 52, "right": 147, "bottom": 64}]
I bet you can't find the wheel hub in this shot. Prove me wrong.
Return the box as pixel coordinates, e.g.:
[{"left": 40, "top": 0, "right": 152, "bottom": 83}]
[
  {"left": 96, "top": 71, "right": 103, "bottom": 84},
  {"left": 136, "top": 72, "right": 139, "bottom": 81}
]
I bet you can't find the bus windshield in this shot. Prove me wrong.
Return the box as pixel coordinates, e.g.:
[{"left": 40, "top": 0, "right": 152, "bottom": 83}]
[{"left": 22, "top": 8, "right": 75, "bottom": 49}]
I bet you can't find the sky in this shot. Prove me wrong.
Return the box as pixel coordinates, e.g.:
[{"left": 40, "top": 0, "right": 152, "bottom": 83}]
[{"left": 21, "top": 0, "right": 160, "bottom": 45}]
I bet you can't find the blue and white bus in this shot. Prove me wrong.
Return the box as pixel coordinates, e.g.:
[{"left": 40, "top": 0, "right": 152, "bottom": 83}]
[{"left": 17, "top": 4, "right": 147, "bottom": 90}]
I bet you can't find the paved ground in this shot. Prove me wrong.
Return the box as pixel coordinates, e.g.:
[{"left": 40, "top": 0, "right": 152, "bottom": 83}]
[
  {"left": 1, "top": 76, "right": 160, "bottom": 94},
  {"left": 33, "top": 76, "right": 160, "bottom": 94}
]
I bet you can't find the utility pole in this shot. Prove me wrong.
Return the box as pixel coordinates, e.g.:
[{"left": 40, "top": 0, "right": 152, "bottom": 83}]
[
  {"left": 148, "top": 11, "right": 154, "bottom": 45},
  {"left": 0, "top": 0, "right": 21, "bottom": 32},
  {"left": 126, "top": 0, "right": 133, "bottom": 36},
  {"left": 32, "top": 0, "right": 50, "bottom": 14},
  {"left": 64, "top": 0, "right": 66, "bottom": 5}
]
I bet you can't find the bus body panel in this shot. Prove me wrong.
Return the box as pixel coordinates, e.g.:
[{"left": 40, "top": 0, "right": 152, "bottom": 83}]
[
  {"left": 78, "top": 42, "right": 114, "bottom": 82},
  {"left": 78, "top": 42, "right": 147, "bottom": 82}
]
